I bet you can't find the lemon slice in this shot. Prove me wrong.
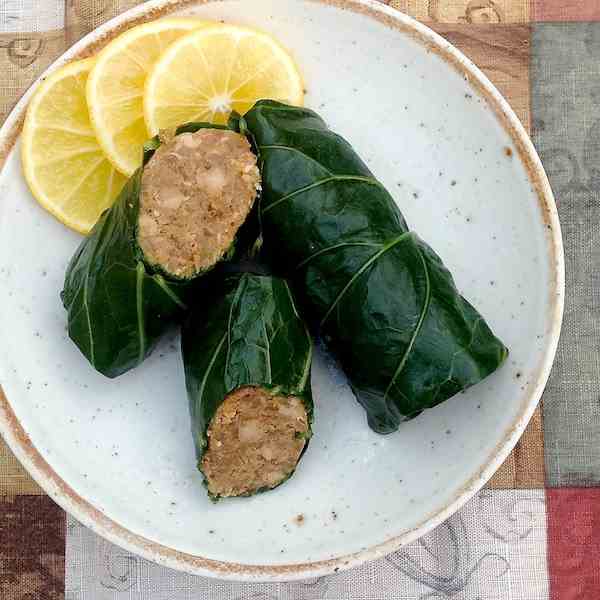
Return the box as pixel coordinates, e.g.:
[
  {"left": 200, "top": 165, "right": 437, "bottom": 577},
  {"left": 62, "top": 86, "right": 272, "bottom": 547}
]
[
  {"left": 144, "top": 24, "right": 304, "bottom": 134},
  {"left": 21, "top": 58, "right": 127, "bottom": 235},
  {"left": 87, "top": 18, "right": 209, "bottom": 176}
]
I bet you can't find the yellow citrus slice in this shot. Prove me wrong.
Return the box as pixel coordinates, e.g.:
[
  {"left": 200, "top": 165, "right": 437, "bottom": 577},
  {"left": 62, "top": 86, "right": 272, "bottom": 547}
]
[
  {"left": 144, "top": 24, "right": 304, "bottom": 134},
  {"left": 87, "top": 18, "right": 210, "bottom": 176},
  {"left": 21, "top": 58, "right": 127, "bottom": 235}
]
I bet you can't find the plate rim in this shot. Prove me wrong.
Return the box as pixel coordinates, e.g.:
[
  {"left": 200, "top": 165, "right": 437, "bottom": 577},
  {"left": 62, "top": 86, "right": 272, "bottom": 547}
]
[{"left": 0, "top": 0, "right": 565, "bottom": 582}]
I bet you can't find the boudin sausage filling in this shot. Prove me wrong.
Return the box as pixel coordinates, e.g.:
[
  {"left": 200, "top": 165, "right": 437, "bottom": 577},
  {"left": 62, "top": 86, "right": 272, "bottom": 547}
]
[
  {"left": 202, "top": 386, "right": 309, "bottom": 497},
  {"left": 138, "top": 128, "right": 260, "bottom": 279}
]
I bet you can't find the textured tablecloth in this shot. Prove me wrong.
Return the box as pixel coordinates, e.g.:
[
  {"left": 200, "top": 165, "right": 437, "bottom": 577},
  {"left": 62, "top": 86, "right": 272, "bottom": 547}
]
[{"left": 0, "top": 1, "right": 598, "bottom": 598}]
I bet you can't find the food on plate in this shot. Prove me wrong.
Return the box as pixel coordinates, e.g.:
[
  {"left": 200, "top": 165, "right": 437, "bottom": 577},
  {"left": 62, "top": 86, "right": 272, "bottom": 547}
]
[
  {"left": 138, "top": 127, "right": 260, "bottom": 279},
  {"left": 61, "top": 123, "right": 260, "bottom": 377},
  {"left": 40, "top": 12, "right": 506, "bottom": 497},
  {"left": 22, "top": 19, "right": 294, "bottom": 237},
  {"left": 242, "top": 100, "right": 509, "bottom": 434},
  {"left": 87, "top": 18, "right": 209, "bottom": 176},
  {"left": 182, "top": 272, "right": 313, "bottom": 498},
  {"left": 60, "top": 169, "right": 187, "bottom": 378},
  {"left": 21, "top": 58, "right": 127, "bottom": 234},
  {"left": 144, "top": 23, "right": 304, "bottom": 134}
]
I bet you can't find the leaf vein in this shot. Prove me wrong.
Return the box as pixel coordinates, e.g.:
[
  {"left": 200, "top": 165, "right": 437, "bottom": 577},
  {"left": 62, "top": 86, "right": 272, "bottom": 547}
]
[
  {"left": 262, "top": 318, "right": 272, "bottom": 384},
  {"left": 262, "top": 175, "right": 383, "bottom": 215},
  {"left": 225, "top": 275, "right": 246, "bottom": 378},
  {"left": 152, "top": 273, "right": 187, "bottom": 310},
  {"left": 258, "top": 145, "right": 333, "bottom": 176},
  {"left": 320, "top": 232, "right": 412, "bottom": 327},
  {"left": 384, "top": 245, "right": 432, "bottom": 400},
  {"left": 135, "top": 261, "right": 146, "bottom": 365},
  {"left": 296, "top": 241, "right": 381, "bottom": 270},
  {"left": 196, "top": 332, "right": 228, "bottom": 407}
]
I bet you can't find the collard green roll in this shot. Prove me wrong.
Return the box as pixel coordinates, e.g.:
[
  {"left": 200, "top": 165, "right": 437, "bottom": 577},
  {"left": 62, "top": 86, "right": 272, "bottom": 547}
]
[
  {"left": 241, "top": 100, "right": 508, "bottom": 434},
  {"left": 182, "top": 272, "right": 313, "bottom": 499},
  {"left": 62, "top": 123, "right": 260, "bottom": 377},
  {"left": 61, "top": 170, "right": 187, "bottom": 377}
]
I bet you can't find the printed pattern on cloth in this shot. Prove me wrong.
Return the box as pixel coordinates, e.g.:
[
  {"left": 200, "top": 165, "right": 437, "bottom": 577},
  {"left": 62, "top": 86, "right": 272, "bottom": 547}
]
[
  {"left": 0, "top": 494, "right": 66, "bottom": 600},
  {"left": 0, "top": 439, "right": 43, "bottom": 495},
  {"left": 65, "top": 490, "right": 549, "bottom": 600},
  {"left": 531, "top": 22, "right": 600, "bottom": 487},
  {"left": 389, "top": 1, "right": 530, "bottom": 23}
]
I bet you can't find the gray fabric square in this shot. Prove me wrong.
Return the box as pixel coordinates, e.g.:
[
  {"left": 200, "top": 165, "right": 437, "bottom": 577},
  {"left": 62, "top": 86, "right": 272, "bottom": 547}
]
[{"left": 532, "top": 23, "right": 600, "bottom": 486}]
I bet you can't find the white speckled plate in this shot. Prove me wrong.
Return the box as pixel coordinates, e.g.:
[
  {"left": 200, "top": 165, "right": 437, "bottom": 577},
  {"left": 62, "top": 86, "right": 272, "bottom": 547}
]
[{"left": 0, "top": 0, "right": 563, "bottom": 582}]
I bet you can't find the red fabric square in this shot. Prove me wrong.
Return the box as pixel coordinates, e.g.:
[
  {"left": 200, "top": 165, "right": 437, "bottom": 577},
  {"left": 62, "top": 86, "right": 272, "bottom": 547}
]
[
  {"left": 534, "top": 0, "right": 600, "bottom": 21},
  {"left": 547, "top": 488, "right": 600, "bottom": 600}
]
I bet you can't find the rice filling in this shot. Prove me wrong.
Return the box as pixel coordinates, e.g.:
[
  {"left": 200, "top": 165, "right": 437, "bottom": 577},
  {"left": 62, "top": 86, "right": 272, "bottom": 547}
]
[
  {"left": 202, "top": 386, "right": 309, "bottom": 497},
  {"left": 138, "top": 129, "right": 260, "bottom": 278}
]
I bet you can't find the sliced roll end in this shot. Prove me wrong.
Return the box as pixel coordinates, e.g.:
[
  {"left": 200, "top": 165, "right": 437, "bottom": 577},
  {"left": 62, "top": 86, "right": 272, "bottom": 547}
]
[
  {"left": 202, "top": 386, "right": 310, "bottom": 498},
  {"left": 138, "top": 128, "right": 260, "bottom": 279}
]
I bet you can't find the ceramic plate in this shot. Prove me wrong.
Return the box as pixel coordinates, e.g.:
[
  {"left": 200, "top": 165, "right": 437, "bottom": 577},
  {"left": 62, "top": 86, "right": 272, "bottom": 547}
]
[{"left": 0, "top": 0, "right": 563, "bottom": 582}]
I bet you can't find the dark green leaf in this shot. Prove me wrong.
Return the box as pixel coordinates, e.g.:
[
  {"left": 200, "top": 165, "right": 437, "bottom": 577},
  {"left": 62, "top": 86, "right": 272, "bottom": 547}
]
[
  {"left": 61, "top": 170, "right": 189, "bottom": 378},
  {"left": 63, "top": 122, "right": 261, "bottom": 378},
  {"left": 182, "top": 272, "right": 313, "bottom": 492},
  {"left": 243, "top": 100, "right": 508, "bottom": 434}
]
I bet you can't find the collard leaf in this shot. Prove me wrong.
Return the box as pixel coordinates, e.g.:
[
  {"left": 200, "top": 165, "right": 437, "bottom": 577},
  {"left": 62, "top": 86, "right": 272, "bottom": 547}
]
[
  {"left": 243, "top": 100, "right": 508, "bottom": 433},
  {"left": 62, "top": 121, "right": 260, "bottom": 378},
  {"left": 61, "top": 170, "right": 188, "bottom": 378},
  {"left": 182, "top": 272, "right": 313, "bottom": 463}
]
